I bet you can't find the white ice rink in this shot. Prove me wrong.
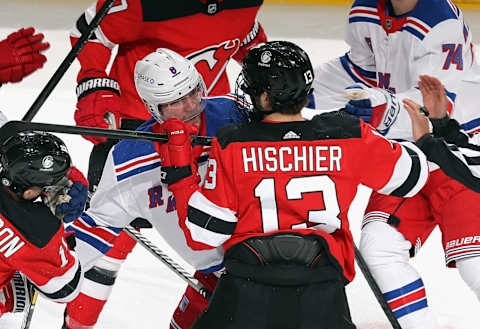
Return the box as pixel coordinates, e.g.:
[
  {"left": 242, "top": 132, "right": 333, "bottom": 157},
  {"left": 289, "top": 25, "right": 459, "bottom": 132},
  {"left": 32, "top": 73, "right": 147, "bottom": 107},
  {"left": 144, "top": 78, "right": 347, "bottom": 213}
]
[{"left": 0, "top": 1, "right": 480, "bottom": 328}]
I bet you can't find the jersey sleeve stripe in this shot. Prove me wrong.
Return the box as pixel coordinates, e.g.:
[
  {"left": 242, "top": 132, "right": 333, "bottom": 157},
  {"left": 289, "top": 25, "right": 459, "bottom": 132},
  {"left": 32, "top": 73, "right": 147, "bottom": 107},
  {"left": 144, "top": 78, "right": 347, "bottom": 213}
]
[
  {"left": 84, "top": 267, "right": 117, "bottom": 286},
  {"left": 74, "top": 14, "right": 98, "bottom": 41},
  {"left": 187, "top": 206, "right": 237, "bottom": 235},
  {"left": 378, "top": 143, "right": 428, "bottom": 197},
  {"left": 66, "top": 226, "right": 113, "bottom": 254},
  {"left": 340, "top": 55, "right": 377, "bottom": 87},
  {"left": 70, "top": 3, "right": 116, "bottom": 49},
  {"left": 78, "top": 214, "right": 123, "bottom": 235},
  {"left": 35, "top": 259, "right": 82, "bottom": 303},
  {"left": 461, "top": 117, "right": 480, "bottom": 133},
  {"left": 186, "top": 191, "right": 238, "bottom": 247},
  {"left": 189, "top": 191, "right": 237, "bottom": 224},
  {"left": 185, "top": 219, "right": 231, "bottom": 248}
]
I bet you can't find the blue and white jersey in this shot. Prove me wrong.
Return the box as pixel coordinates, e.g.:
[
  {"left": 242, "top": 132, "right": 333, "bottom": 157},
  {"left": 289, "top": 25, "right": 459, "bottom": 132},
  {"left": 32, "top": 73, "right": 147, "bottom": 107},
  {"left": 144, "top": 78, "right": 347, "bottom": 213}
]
[
  {"left": 312, "top": 0, "right": 480, "bottom": 140},
  {"left": 67, "top": 94, "right": 247, "bottom": 272}
]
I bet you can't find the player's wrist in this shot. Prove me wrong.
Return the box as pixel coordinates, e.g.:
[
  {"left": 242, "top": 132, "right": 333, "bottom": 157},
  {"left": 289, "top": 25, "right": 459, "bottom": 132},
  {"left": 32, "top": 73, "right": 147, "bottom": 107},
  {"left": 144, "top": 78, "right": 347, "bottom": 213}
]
[
  {"left": 161, "top": 165, "right": 194, "bottom": 185},
  {"left": 76, "top": 76, "right": 120, "bottom": 100}
]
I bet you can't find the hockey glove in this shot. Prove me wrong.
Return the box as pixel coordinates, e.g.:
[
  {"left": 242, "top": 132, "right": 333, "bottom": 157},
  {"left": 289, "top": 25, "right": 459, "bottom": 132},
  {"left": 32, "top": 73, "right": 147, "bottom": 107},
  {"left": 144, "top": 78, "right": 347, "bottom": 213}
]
[
  {"left": 55, "top": 166, "right": 89, "bottom": 223},
  {"left": 154, "top": 119, "right": 200, "bottom": 189},
  {"left": 0, "top": 27, "right": 49, "bottom": 84},
  {"left": 344, "top": 84, "right": 400, "bottom": 135},
  {"left": 0, "top": 272, "right": 32, "bottom": 316},
  {"left": 75, "top": 71, "right": 121, "bottom": 144}
]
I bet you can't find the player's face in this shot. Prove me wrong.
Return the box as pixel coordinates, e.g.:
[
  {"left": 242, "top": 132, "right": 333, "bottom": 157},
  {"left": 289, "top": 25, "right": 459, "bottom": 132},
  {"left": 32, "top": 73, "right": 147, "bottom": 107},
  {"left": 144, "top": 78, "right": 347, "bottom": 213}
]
[{"left": 160, "top": 86, "right": 205, "bottom": 126}]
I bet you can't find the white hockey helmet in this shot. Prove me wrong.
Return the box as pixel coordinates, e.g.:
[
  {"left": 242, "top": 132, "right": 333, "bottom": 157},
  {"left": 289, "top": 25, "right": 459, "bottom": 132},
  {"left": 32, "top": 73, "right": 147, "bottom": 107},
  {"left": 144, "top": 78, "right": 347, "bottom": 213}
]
[{"left": 134, "top": 48, "right": 207, "bottom": 123}]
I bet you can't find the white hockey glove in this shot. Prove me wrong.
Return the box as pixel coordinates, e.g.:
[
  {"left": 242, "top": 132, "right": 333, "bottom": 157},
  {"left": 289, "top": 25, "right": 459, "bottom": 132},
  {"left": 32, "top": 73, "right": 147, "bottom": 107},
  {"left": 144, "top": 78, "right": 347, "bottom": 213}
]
[{"left": 344, "top": 84, "right": 400, "bottom": 135}]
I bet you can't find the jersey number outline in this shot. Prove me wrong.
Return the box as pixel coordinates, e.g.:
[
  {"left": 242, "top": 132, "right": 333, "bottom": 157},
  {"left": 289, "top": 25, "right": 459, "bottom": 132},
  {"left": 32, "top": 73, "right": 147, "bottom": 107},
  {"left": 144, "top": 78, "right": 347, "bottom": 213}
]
[
  {"left": 442, "top": 44, "right": 464, "bottom": 70},
  {"left": 254, "top": 176, "right": 341, "bottom": 234}
]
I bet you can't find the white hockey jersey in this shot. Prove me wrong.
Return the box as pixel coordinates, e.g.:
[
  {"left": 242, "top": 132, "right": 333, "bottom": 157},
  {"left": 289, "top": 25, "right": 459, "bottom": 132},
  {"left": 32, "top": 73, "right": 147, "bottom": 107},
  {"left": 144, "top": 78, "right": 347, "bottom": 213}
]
[
  {"left": 66, "top": 94, "right": 248, "bottom": 272},
  {"left": 312, "top": 0, "right": 480, "bottom": 140}
]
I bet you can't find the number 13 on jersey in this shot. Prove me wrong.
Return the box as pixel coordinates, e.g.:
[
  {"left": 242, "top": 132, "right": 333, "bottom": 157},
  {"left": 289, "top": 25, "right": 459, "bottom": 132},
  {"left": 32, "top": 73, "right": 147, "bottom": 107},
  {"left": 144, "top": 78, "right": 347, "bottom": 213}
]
[
  {"left": 204, "top": 157, "right": 342, "bottom": 234},
  {"left": 255, "top": 176, "right": 342, "bottom": 234}
]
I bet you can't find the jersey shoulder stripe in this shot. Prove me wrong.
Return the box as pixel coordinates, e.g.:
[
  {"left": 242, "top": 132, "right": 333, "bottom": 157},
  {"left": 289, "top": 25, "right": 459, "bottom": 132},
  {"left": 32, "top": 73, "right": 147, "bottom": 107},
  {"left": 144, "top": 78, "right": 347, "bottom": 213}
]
[
  {"left": 114, "top": 152, "right": 161, "bottom": 182},
  {"left": 349, "top": 3, "right": 380, "bottom": 25},
  {"left": 112, "top": 119, "right": 161, "bottom": 182},
  {"left": 350, "top": 0, "right": 461, "bottom": 40}
]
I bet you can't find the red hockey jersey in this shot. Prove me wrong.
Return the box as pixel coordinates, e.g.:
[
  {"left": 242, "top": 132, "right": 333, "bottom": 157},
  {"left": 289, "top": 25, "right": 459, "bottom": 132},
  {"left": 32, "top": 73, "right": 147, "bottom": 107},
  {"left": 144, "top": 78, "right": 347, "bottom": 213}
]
[
  {"left": 0, "top": 189, "right": 81, "bottom": 303},
  {"left": 182, "top": 113, "right": 429, "bottom": 282},
  {"left": 71, "top": 0, "right": 266, "bottom": 120}
]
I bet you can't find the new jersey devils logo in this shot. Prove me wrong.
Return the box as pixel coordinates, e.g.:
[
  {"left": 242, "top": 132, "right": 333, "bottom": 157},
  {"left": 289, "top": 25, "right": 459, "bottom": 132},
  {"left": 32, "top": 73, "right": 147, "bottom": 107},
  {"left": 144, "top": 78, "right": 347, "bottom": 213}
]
[{"left": 187, "top": 39, "right": 241, "bottom": 94}]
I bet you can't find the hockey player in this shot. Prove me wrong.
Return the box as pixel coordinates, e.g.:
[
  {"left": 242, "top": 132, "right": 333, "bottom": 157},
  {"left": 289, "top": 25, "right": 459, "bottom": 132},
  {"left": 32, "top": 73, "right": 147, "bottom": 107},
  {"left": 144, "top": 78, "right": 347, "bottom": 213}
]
[
  {"left": 311, "top": 0, "right": 480, "bottom": 327},
  {"left": 63, "top": 48, "right": 250, "bottom": 329},
  {"left": 405, "top": 74, "right": 480, "bottom": 193},
  {"left": 67, "top": 1, "right": 267, "bottom": 326},
  {"left": 0, "top": 131, "right": 88, "bottom": 317},
  {"left": 158, "top": 41, "right": 429, "bottom": 329},
  {"left": 0, "top": 27, "right": 49, "bottom": 86}
]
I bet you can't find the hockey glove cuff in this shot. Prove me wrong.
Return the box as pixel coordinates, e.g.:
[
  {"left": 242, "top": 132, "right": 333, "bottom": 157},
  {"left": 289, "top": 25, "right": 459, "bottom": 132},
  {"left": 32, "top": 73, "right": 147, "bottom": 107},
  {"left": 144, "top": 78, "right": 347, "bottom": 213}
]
[
  {"left": 344, "top": 84, "right": 400, "bottom": 134},
  {"left": 75, "top": 72, "right": 121, "bottom": 144}
]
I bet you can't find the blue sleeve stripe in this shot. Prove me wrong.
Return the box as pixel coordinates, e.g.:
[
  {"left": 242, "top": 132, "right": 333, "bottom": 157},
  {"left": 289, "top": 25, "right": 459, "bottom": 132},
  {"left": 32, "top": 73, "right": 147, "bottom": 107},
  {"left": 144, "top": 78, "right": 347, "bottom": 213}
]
[
  {"left": 199, "top": 263, "right": 225, "bottom": 274},
  {"left": 461, "top": 118, "right": 480, "bottom": 132},
  {"left": 80, "top": 214, "right": 123, "bottom": 235},
  {"left": 392, "top": 299, "right": 428, "bottom": 318},
  {"left": 66, "top": 226, "right": 112, "bottom": 254},
  {"left": 117, "top": 162, "right": 161, "bottom": 181},
  {"left": 345, "top": 54, "right": 376, "bottom": 79},
  {"left": 339, "top": 55, "right": 376, "bottom": 87},
  {"left": 383, "top": 278, "right": 424, "bottom": 300},
  {"left": 445, "top": 88, "right": 456, "bottom": 104}
]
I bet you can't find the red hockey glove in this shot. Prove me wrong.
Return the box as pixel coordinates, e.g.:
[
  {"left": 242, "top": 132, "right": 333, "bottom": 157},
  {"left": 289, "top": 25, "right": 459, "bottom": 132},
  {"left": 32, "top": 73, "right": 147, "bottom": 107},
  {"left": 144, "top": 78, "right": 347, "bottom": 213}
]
[
  {"left": 154, "top": 119, "right": 200, "bottom": 189},
  {"left": 75, "top": 71, "right": 121, "bottom": 144},
  {"left": 55, "top": 167, "right": 89, "bottom": 223},
  {"left": 0, "top": 272, "right": 31, "bottom": 317},
  {"left": 0, "top": 27, "right": 49, "bottom": 84}
]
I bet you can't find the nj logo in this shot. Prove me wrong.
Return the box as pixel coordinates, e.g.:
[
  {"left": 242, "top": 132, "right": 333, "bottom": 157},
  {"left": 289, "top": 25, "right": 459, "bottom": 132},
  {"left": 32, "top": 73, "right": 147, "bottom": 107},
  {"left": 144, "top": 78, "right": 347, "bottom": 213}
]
[{"left": 187, "top": 39, "right": 241, "bottom": 94}]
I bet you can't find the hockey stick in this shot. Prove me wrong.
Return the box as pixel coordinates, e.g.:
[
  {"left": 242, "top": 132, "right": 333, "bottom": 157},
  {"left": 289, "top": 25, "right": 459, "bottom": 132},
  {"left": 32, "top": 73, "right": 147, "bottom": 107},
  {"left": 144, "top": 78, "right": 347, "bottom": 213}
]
[
  {"left": 0, "top": 120, "right": 212, "bottom": 146},
  {"left": 22, "top": 0, "right": 117, "bottom": 122},
  {"left": 20, "top": 289, "right": 38, "bottom": 329},
  {"left": 354, "top": 245, "right": 402, "bottom": 329},
  {"left": 124, "top": 226, "right": 212, "bottom": 299}
]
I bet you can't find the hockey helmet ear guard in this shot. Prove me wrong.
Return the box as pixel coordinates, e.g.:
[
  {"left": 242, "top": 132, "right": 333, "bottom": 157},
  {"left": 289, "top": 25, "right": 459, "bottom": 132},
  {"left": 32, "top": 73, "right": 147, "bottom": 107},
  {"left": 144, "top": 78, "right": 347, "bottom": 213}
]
[
  {"left": 0, "top": 131, "right": 71, "bottom": 197},
  {"left": 235, "top": 40, "right": 314, "bottom": 119},
  {"left": 134, "top": 48, "right": 207, "bottom": 123}
]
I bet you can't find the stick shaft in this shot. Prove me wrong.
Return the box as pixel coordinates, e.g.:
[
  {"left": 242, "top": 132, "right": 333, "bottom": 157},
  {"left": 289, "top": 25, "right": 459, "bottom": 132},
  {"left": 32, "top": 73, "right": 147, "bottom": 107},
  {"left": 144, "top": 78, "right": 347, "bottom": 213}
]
[
  {"left": 124, "top": 226, "right": 212, "bottom": 299},
  {"left": 22, "top": 0, "right": 117, "bottom": 122}
]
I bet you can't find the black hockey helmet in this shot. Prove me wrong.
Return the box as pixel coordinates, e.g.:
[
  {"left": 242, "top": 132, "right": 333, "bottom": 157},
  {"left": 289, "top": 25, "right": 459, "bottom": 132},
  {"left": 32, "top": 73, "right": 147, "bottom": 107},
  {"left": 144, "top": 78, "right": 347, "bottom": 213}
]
[
  {"left": 235, "top": 40, "right": 314, "bottom": 118},
  {"left": 0, "top": 132, "right": 71, "bottom": 196}
]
